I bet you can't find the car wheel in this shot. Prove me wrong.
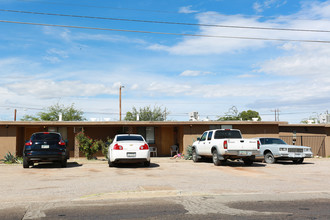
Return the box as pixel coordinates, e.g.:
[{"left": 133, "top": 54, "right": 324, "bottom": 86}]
[
  {"left": 293, "top": 158, "right": 304, "bottom": 164},
  {"left": 144, "top": 161, "right": 151, "bottom": 167},
  {"left": 61, "top": 159, "right": 67, "bottom": 168},
  {"left": 212, "top": 149, "right": 223, "bottom": 166},
  {"left": 23, "top": 157, "right": 29, "bottom": 169},
  {"left": 243, "top": 158, "right": 253, "bottom": 166},
  {"left": 108, "top": 159, "right": 116, "bottom": 167},
  {"left": 192, "top": 149, "right": 199, "bottom": 163},
  {"left": 264, "top": 152, "right": 276, "bottom": 164}
]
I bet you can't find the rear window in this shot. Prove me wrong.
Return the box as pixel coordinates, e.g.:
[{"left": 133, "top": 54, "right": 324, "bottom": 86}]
[
  {"left": 116, "top": 135, "right": 144, "bottom": 142},
  {"left": 31, "top": 133, "right": 61, "bottom": 141},
  {"left": 260, "top": 138, "right": 286, "bottom": 145},
  {"left": 214, "top": 130, "right": 242, "bottom": 139}
]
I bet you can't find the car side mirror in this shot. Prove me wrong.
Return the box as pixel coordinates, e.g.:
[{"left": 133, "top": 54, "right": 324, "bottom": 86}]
[{"left": 197, "top": 137, "right": 200, "bottom": 141}]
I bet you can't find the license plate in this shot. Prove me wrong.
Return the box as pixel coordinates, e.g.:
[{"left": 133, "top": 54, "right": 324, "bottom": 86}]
[
  {"left": 127, "top": 152, "right": 136, "bottom": 158},
  {"left": 239, "top": 151, "right": 252, "bottom": 156},
  {"left": 41, "top": 145, "right": 49, "bottom": 149}
]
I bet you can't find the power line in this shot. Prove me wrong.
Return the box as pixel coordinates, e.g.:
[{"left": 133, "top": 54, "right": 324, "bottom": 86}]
[
  {"left": 2, "top": 9, "right": 330, "bottom": 33},
  {"left": 1, "top": 19, "right": 330, "bottom": 44},
  {"left": 16, "top": 0, "right": 330, "bottom": 23},
  {"left": 18, "top": 0, "right": 182, "bottom": 14}
]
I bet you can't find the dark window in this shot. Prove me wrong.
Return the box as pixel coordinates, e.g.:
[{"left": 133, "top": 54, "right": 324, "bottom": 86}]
[
  {"left": 117, "top": 135, "right": 144, "bottom": 142},
  {"left": 214, "top": 130, "right": 242, "bottom": 139},
  {"left": 31, "top": 133, "right": 61, "bottom": 141},
  {"left": 207, "top": 131, "right": 213, "bottom": 141},
  {"left": 200, "top": 132, "right": 207, "bottom": 141},
  {"left": 137, "top": 127, "right": 155, "bottom": 144},
  {"left": 260, "top": 138, "right": 286, "bottom": 145}
]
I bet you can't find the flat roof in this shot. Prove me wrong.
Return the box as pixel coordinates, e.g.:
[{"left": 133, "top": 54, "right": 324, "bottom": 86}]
[{"left": 0, "top": 121, "right": 288, "bottom": 126}]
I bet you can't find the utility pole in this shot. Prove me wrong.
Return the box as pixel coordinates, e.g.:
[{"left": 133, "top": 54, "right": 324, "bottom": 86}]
[
  {"left": 14, "top": 109, "right": 17, "bottom": 121},
  {"left": 119, "top": 85, "right": 124, "bottom": 121},
  {"left": 271, "top": 109, "right": 280, "bottom": 121}
]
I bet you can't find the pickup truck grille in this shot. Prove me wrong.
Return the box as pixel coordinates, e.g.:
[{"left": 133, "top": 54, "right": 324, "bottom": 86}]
[{"left": 288, "top": 148, "right": 303, "bottom": 153}]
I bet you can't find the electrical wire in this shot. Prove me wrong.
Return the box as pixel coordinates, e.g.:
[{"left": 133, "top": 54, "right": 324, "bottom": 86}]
[
  {"left": 1, "top": 20, "right": 330, "bottom": 44},
  {"left": 16, "top": 0, "right": 330, "bottom": 23},
  {"left": 2, "top": 9, "right": 330, "bottom": 33}
]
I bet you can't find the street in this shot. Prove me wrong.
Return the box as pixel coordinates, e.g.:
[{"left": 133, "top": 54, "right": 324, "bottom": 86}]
[{"left": 0, "top": 158, "right": 330, "bottom": 219}]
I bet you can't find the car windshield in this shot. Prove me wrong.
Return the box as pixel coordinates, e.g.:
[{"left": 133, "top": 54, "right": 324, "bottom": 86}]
[
  {"left": 31, "top": 133, "right": 61, "bottom": 141},
  {"left": 214, "top": 130, "right": 242, "bottom": 139},
  {"left": 117, "top": 135, "right": 144, "bottom": 142},
  {"left": 260, "top": 138, "right": 286, "bottom": 145}
]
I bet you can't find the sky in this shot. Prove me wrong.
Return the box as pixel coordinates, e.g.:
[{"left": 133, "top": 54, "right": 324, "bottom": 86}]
[{"left": 0, "top": 0, "right": 330, "bottom": 123}]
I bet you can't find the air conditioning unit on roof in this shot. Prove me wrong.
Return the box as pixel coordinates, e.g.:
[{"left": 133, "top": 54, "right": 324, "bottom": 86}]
[{"left": 189, "top": 112, "right": 199, "bottom": 121}]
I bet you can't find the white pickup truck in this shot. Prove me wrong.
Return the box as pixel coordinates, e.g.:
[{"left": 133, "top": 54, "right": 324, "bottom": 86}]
[{"left": 192, "top": 129, "right": 260, "bottom": 166}]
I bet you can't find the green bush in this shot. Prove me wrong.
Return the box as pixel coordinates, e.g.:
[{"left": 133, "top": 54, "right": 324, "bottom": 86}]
[
  {"left": 101, "top": 137, "right": 112, "bottom": 159},
  {"left": 184, "top": 145, "right": 193, "bottom": 160},
  {"left": 75, "top": 132, "right": 99, "bottom": 160},
  {"left": 1, "top": 152, "right": 22, "bottom": 164}
]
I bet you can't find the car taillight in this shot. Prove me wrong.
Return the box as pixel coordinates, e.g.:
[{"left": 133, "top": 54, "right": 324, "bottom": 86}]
[
  {"left": 257, "top": 140, "right": 260, "bottom": 150},
  {"left": 139, "top": 144, "right": 149, "bottom": 150},
  {"left": 25, "top": 140, "right": 32, "bottom": 146},
  {"left": 113, "top": 144, "right": 123, "bottom": 150},
  {"left": 223, "top": 140, "right": 228, "bottom": 150},
  {"left": 59, "top": 140, "right": 66, "bottom": 146},
  {"left": 43, "top": 132, "right": 49, "bottom": 134}
]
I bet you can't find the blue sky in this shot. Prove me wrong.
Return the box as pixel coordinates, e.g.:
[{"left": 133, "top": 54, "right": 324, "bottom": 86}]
[{"left": 0, "top": 0, "right": 330, "bottom": 123}]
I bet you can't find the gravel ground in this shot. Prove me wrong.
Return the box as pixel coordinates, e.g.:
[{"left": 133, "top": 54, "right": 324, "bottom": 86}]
[
  {"left": 1, "top": 158, "right": 330, "bottom": 219},
  {"left": 1, "top": 157, "right": 330, "bottom": 205}
]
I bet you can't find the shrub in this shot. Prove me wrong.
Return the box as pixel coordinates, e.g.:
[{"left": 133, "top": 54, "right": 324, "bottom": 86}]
[
  {"left": 184, "top": 145, "right": 193, "bottom": 160},
  {"left": 101, "top": 137, "right": 112, "bottom": 159},
  {"left": 1, "top": 152, "right": 22, "bottom": 164},
  {"left": 75, "top": 132, "right": 99, "bottom": 160}
]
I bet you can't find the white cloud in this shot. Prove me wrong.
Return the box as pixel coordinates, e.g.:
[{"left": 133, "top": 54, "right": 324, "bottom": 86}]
[
  {"left": 253, "top": 2, "right": 263, "bottom": 13},
  {"left": 238, "top": 74, "right": 258, "bottom": 78},
  {"left": 253, "top": 0, "right": 287, "bottom": 13},
  {"left": 257, "top": 43, "right": 330, "bottom": 77},
  {"left": 179, "top": 5, "right": 198, "bottom": 14},
  {"left": 5, "top": 80, "right": 120, "bottom": 99},
  {"left": 149, "top": 1, "right": 330, "bottom": 57},
  {"left": 180, "top": 70, "right": 212, "bottom": 76}
]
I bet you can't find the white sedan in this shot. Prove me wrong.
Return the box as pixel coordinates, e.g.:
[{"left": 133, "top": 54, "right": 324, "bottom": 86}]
[{"left": 108, "top": 134, "right": 151, "bottom": 167}]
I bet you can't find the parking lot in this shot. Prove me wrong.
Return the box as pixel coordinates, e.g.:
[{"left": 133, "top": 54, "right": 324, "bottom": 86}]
[{"left": 1, "top": 158, "right": 330, "bottom": 219}]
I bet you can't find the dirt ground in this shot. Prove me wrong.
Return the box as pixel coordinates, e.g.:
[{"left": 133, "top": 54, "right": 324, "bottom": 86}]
[{"left": 1, "top": 157, "right": 330, "bottom": 205}]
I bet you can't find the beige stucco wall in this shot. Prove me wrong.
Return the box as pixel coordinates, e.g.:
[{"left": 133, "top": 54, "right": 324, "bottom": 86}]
[{"left": 0, "top": 126, "right": 17, "bottom": 159}]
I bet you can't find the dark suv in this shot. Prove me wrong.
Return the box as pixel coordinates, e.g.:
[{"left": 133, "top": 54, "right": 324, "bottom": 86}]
[{"left": 23, "top": 132, "right": 68, "bottom": 168}]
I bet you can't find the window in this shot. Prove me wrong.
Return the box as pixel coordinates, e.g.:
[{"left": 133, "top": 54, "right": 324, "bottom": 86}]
[
  {"left": 214, "top": 130, "right": 242, "bottom": 139},
  {"left": 200, "top": 132, "right": 207, "bottom": 141},
  {"left": 146, "top": 127, "right": 155, "bottom": 144},
  {"left": 137, "top": 127, "right": 155, "bottom": 144},
  {"left": 260, "top": 138, "right": 286, "bottom": 145},
  {"left": 31, "top": 133, "right": 61, "bottom": 141},
  {"left": 207, "top": 131, "right": 213, "bottom": 140},
  {"left": 117, "top": 135, "right": 144, "bottom": 142}
]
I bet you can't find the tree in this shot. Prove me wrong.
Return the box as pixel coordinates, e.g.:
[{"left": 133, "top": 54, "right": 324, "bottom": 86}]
[
  {"left": 218, "top": 106, "right": 240, "bottom": 121},
  {"left": 239, "top": 110, "right": 261, "bottom": 121},
  {"left": 125, "top": 106, "right": 168, "bottom": 121},
  {"left": 218, "top": 106, "right": 261, "bottom": 121},
  {"left": 21, "top": 103, "right": 85, "bottom": 121}
]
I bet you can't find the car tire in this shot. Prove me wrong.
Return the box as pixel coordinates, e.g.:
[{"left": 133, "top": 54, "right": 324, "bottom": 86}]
[
  {"left": 61, "top": 159, "right": 67, "bottom": 168},
  {"left": 23, "top": 157, "right": 29, "bottom": 169},
  {"left": 243, "top": 158, "right": 253, "bottom": 166},
  {"left": 192, "top": 148, "right": 200, "bottom": 163},
  {"left": 212, "top": 149, "right": 223, "bottom": 166},
  {"left": 108, "top": 159, "right": 116, "bottom": 167},
  {"left": 293, "top": 158, "right": 304, "bottom": 164},
  {"left": 144, "top": 161, "right": 151, "bottom": 167},
  {"left": 264, "top": 152, "right": 276, "bottom": 164}
]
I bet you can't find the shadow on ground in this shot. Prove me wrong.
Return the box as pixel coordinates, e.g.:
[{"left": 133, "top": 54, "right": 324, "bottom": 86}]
[{"left": 30, "top": 162, "right": 82, "bottom": 169}]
